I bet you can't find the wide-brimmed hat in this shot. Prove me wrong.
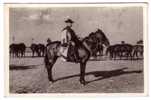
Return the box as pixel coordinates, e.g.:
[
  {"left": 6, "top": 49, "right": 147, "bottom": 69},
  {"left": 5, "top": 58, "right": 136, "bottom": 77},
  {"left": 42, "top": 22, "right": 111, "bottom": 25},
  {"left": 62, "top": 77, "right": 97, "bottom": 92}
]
[{"left": 65, "top": 18, "right": 74, "bottom": 23}]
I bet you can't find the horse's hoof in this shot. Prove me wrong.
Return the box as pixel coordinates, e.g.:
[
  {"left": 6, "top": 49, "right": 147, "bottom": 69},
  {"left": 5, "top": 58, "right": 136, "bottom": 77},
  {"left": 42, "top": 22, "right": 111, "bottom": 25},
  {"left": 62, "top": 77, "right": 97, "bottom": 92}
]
[
  {"left": 48, "top": 78, "right": 54, "bottom": 82},
  {"left": 80, "top": 80, "right": 86, "bottom": 86},
  {"left": 81, "top": 82, "right": 87, "bottom": 86},
  {"left": 49, "top": 80, "right": 55, "bottom": 84},
  {"left": 82, "top": 82, "right": 86, "bottom": 86},
  {"left": 49, "top": 81, "right": 53, "bottom": 84}
]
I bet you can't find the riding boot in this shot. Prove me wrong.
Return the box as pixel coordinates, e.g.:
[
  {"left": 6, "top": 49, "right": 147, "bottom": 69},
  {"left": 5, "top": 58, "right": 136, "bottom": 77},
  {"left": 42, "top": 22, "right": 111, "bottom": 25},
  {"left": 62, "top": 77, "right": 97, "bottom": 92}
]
[{"left": 66, "top": 44, "right": 73, "bottom": 62}]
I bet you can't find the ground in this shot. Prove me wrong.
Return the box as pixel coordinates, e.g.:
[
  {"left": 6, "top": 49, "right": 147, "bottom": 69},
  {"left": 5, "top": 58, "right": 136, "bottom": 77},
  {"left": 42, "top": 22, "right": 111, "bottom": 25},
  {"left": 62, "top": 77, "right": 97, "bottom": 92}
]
[{"left": 9, "top": 57, "right": 144, "bottom": 93}]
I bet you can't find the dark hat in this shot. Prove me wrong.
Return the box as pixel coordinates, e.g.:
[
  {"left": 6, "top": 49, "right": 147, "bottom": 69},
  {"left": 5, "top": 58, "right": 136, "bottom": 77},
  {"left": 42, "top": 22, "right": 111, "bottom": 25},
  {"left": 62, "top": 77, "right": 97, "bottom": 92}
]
[
  {"left": 65, "top": 18, "right": 74, "bottom": 23},
  {"left": 47, "top": 38, "right": 51, "bottom": 43}
]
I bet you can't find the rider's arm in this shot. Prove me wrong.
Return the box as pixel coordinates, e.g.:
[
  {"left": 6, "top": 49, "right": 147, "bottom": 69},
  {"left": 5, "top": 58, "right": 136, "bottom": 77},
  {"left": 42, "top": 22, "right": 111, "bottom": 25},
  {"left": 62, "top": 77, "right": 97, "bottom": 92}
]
[{"left": 61, "top": 30, "right": 67, "bottom": 44}]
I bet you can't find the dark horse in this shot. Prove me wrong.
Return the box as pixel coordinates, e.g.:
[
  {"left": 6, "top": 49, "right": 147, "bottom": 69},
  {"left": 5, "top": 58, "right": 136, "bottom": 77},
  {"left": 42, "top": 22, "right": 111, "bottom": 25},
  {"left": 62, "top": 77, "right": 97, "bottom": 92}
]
[
  {"left": 38, "top": 43, "right": 45, "bottom": 57},
  {"left": 132, "top": 44, "right": 143, "bottom": 59},
  {"left": 10, "top": 43, "right": 26, "bottom": 57},
  {"left": 30, "top": 43, "right": 45, "bottom": 57},
  {"left": 106, "top": 43, "right": 133, "bottom": 60},
  {"left": 30, "top": 43, "right": 39, "bottom": 57},
  {"left": 44, "top": 29, "right": 110, "bottom": 85}
]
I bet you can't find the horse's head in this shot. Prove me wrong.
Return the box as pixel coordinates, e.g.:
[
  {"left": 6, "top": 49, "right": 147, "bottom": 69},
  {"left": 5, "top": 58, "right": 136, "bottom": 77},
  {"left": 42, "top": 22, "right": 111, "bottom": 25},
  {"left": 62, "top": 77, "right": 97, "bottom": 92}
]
[{"left": 95, "top": 29, "right": 110, "bottom": 47}]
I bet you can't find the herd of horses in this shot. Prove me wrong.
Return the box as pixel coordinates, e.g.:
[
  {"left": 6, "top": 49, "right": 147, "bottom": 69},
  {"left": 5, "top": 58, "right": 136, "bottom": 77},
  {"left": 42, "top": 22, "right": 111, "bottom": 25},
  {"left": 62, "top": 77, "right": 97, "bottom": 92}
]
[
  {"left": 9, "top": 43, "right": 45, "bottom": 57},
  {"left": 106, "top": 44, "right": 143, "bottom": 60},
  {"left": 9, "top": 31, "right": 143, "bottom": 60},
  {"left": 10, "top": 43, "right": 26, "bottom": 57}
]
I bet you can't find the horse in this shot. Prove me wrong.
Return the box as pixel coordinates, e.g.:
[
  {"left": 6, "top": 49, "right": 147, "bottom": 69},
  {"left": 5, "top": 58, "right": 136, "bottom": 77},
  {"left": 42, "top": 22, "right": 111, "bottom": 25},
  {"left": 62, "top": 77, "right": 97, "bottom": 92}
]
[
  {"left": 106, "top": 45, "right": 116, "bottom": 59},
  {"left": 132, "top": 44, "right": 143, "bottom": 59},
  {"left": 44, "top": 29, "right": 110, "bottom": 85},
  {"left": 18, "top": 43, "right": 26, "bottom": 57},
  {"left": 30, "top": 43, "right": 46, "bottom": 57},
  {"left": 10, "top": 43, "right": 16, "bottom": 57},
  {"left": 9, "top": 43, "right": 26, "bottom": 57},
  {"left": 38, "top": 43, "right": 45, "bottom": 57},
  {"left": 106, "top": 43, "right": 133, "bottom": 60},
  {"left": 30, "top": 43, "right": 40, "bottom": 57},
  {"left": 30, "top": 43, "right": 38, "bottom": 57},
  {"left": 119, "top": 43, "right": 133, "bottom": 60}
]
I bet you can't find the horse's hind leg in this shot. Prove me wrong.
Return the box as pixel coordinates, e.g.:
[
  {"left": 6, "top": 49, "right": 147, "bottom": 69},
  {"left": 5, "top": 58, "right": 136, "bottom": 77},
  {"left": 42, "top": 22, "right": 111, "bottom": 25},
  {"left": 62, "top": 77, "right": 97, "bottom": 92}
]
[
  {"left": 80, "top": 62, "right": 86, "bottom": 85},
  {"left": 45, "top": 63, "right": 53, "bottom": 82}
]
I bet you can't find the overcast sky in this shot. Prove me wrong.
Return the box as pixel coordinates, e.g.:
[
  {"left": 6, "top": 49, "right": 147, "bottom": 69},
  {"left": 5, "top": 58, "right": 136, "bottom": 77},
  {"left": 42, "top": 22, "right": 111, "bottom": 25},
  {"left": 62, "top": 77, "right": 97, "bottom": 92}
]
[{"left": 9, "top": 7, "right": 143, "bottom": 46}]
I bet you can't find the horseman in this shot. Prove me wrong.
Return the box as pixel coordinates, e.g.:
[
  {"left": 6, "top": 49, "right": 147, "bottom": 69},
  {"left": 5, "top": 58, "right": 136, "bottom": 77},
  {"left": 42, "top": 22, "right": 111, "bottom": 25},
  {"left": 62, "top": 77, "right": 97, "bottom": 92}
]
[
  {"left": 60, "top": 18, "right": 80, "bottom": 62},
  {"left": 46, "top": 38, "right": 51, "bottom": 46}
]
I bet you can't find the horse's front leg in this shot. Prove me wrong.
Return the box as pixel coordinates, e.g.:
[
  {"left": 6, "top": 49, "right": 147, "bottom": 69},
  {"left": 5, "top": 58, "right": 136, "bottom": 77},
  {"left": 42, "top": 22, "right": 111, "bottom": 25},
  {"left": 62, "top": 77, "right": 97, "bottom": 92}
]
[
  {"left": 46, "top": 63, "right": 54, "bottom": 82},
  {"left": 45, "top": 56, "right": 58, "bottom": 82},
  {"left": 80, "top": 62, "right": 86, "bottom": 85}
]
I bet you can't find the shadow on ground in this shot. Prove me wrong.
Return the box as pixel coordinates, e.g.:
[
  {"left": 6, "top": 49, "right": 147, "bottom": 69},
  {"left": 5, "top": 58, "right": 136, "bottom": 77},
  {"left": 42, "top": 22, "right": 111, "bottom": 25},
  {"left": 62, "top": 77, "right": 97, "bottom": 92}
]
[
  {"left": 9, "top": 64, "right": 43, "bottom": 70},
  {"left": 53, "top": 67, "right": 142, "bottom": 84}
]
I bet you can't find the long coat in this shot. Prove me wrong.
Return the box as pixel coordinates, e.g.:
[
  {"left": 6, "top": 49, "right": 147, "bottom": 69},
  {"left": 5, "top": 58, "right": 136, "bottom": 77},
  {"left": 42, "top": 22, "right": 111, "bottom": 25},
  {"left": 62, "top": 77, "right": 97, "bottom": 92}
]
[{"left": 61, "top": 26, "right": 80, "bottom": 46}]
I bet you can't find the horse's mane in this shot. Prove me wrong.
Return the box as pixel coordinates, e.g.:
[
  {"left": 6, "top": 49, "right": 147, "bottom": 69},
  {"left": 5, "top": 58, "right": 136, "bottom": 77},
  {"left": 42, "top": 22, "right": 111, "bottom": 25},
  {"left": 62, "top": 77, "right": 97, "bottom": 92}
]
[
  {"left": 88, "top": 32, "right": 95, "bottom": 37},
  {"left": 51, "top": 41, "right": 61, "bottom": 44},
  {"left": 83, "top": 29, "right": 109, "bottom": 42},
  {"left": 46, "top": 41, "right": 61, "bottom": 46},
  {"left": 97, "top": 29, "right": 110, "bottom": 44}
]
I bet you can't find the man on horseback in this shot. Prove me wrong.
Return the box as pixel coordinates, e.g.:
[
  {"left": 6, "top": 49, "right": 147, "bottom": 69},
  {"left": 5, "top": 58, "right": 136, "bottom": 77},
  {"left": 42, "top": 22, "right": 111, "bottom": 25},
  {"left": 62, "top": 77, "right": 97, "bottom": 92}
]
[
  {"left": 60, "top": 18, "right": 80, "bottom": 62},
  {"left": 46, "top": 38, "right": 51, "bottom": 46}
]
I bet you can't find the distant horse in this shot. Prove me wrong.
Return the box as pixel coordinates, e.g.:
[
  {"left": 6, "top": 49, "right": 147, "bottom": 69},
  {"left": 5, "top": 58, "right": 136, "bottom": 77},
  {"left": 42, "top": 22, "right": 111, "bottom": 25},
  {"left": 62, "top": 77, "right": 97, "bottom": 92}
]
[
  {"left": 10, "top": 43, "right": 16, "bottom": 57},
  {"left": 30, "top": 43, "right": 39, "bottom": 57},
  {"left": 118, "top": 44, "right": 133, "bottom": 60},
  {"left": 106, "top": 45, "right": 116, "bottom": 59},
  {"left": 132, "top": 45, "right": 143, "bottom": 59},
  {"left": 38, "top": 43, "right": 45, "bottom": 57},
  {"left": 19, "top": 43, "right": 26, "bottom": 57},
  {"left": 10, "top": 43, "right": 26, "bottom": 57},
  {"left": 106, "top": 44, "right": 133, "bottom": 60},
  {"left": 44, "top": 29, "right": 110, "bottom": 85},
  {"left": 30, "top": 43, "right": 46, "bottom": 57}
]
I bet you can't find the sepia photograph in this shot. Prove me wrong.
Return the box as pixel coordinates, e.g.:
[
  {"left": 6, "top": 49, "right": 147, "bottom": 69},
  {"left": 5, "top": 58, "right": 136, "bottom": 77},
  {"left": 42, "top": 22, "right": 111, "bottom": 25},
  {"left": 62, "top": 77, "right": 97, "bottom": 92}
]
[{"left": 4, "top": 3, "right": 148, "bottom": 95}]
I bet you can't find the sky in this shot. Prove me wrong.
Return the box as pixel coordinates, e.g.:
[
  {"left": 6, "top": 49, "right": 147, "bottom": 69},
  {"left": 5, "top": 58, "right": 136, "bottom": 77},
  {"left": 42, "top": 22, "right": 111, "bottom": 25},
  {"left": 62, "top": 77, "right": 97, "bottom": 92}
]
[{"left": 9, "top": 6, "right": 143, "bottom": 46}]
